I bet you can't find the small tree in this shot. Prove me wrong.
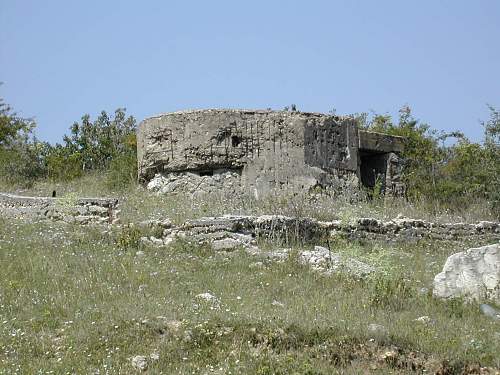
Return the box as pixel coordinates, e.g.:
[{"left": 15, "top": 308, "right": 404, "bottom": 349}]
[
  {"left": 0, "top": 97, "right": 35, "bottom": 147},
  {"left": 482, "top": 105, "right": 500, "bottom": 215},
  {"left": 0, "top": 96, "right": 48, "bottom": 186},
  {"left": 359, "top": 104, "right": 500, "bottom": 218},
  {"left": 62, "top": 108, "right": 136, "bottom": 171}
]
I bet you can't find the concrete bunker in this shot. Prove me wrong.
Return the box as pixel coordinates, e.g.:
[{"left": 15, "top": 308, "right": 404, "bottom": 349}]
[{"left": 136, "top": 109, "right": 404, "bottom": 197}]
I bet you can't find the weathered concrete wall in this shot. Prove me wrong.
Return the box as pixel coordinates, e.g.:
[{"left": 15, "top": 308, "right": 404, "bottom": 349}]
[
  {"left": 138, "top": 109, "right": 403, "bottom": 197},
  {"left": 0, "top": 193, "right": 119, "bottom": 225},
  {"left": 359, "top": 130, "right": 404, "bottom": 154},
  {"left": 138, "top": 109, "right": 360, "bottom": 196}
]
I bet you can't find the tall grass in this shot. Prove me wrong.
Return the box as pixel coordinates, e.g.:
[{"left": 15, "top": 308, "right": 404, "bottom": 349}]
[
  {"left": 0, "top": 218, "right": 498, "bottom": 373},
  {"left": 3, "top": 173, "right": 497, "bottom": 226}
]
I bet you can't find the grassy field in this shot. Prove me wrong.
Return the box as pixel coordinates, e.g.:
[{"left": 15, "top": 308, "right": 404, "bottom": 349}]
[
  {"left": 5, "top": 173, "right": 497, "bottom": 226},
  {"left": 1, "top": 213, "right": 499, "bottom": 374}
]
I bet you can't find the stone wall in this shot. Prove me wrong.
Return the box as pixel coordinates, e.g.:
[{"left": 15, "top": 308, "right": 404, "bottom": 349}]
[
  {"left": 0, "top": 193, "right": 119, "bottom": 225},
  {"left": 142, "top": 214, "right": 500, "bottom": 248}
]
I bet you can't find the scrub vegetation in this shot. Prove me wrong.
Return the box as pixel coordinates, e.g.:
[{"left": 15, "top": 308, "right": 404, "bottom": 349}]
[
  {"left": 1, "top": 97, "right": 498, "bottom": 218},
  {"left": 1, "top": 219, "right": 499, "bottom": 374},
  {"left": 1, "top": 97, "right": 499, "bottom": 373}
]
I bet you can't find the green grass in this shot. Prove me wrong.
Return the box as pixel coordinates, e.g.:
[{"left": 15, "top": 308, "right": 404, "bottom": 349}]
[
  {"left": 3, "top": 172, "right": 497, "bottom": 225},
  {"left": 1, "top": 218, "right": 499, "bottom": 374}
]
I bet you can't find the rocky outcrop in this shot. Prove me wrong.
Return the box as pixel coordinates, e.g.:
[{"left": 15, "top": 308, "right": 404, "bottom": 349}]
[
  {"left": 0, "top": 192, "right": 119, "bottom": 225},
  {"left": 433, "top": 243, "right": 500, "bottom": 303}
]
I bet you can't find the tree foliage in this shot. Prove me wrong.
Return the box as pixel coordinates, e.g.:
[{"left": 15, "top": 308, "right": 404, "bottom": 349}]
[
  {"left": 45, "top": 108, "right": 137, "bottom": 183},
  {"left": 62, "top": 108, "right": 136, "bottom": 171},
  {"left": 0, "top": 97, "right": 49, "bottom": 186},
  {"left": 1, "top": 93, "right": 498, "bottom": 216},
  {"left": 359, "top": 105, "right": 500, "bottom": 217},
  {"left": 0, "top": 96, "right": 137, "bottom": 187},
  {"left": 0, "top": 97, "right": 35, "bottom": 147}
]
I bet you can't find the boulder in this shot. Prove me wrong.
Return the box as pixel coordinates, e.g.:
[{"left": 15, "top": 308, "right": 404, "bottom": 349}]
[
  {"left": 433, "top": 243, "right": 500, "bottom": 302},
  {"left": 480, "top": 304, "right": 500, "bottom": 320}
]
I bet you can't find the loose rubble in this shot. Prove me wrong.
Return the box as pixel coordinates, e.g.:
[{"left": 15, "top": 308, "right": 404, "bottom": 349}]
[
  {"left": 299, "top": 245, "right": 375, "bottom": 277},
  {"left": 147, "top": 170, "right": 242, "bottom": 196},
  {"left": 0, "top": 192, "right": 119, "bottom": 225}
]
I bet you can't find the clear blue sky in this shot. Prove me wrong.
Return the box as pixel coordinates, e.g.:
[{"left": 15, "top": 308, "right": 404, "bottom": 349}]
[{"left": 1, "top": 0, "right": 499, "bottom": 143}]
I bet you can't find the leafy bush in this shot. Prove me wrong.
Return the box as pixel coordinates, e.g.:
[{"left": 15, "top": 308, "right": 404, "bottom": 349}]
[
  {"left": 359, "top": 105, "right": 500, "bottom": 218},
  {"left": 105, "top": 133, "right": 137, "bottom": 189},
  {"left": 482, "top": 105, "right": 500, "bottom": 213},
  {"left": 0, "top": 97, "right": 49, "bottom": 186},
  {"left": 116, "top": 224, "right": 142, "bottom": 249},
  {"left": 0, "top": 145, "right": 47, "bottom": 187},
  {"left": 105, "top": 151, "right": 137, "bottom": 190},
  {"left": 46, "top": 145, "right": 83, "bottom": 182},
  {"left": 63, "top": 108, "right": 136, "bottom": 171}
]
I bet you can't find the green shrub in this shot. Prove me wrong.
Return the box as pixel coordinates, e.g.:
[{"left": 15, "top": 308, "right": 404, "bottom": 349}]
[
  {"left": 0, "top": 95, "right": 48, "bottom": 186},
  {"left": 116, "top": 225, "right": 142, "bottom": 249},
  {"left": 0, "top": 95, "right": 35, "bottom": 146},
  {"left": 359, "top": 105, "right": 500, "bottom": 218},
  {"left": 46, "top": 147, "right": 83, "bottom": 182},
  {"left": 63, "top": 108, "right": 136, "bottom": 171},
  {"left": 0, "top": 142, "right": 48, "bottom": 187},
  {"left": 105, "top": 153, "right": 137, "bottom": 190},
  {"left": 105, "top": 134, "right": 137, "bottom": 190}
]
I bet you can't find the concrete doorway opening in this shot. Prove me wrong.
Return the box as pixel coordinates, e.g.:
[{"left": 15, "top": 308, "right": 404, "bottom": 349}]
[{"left": 359, "top": 151, "right": 388, "bottom": 192}]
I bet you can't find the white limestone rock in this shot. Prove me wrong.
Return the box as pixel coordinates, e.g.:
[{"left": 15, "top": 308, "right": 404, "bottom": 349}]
[
  {"left": 265, "top": 248, "right": 291, "bottom": 262},
  {"left": 299, "top": 246, "right": 375, "bottom": 277},
  {"left": 211, "top": 233, "right": 254, "bottom": 251},
  {"left": 299, "top": 246, "right": 332, "bottom": 272},
  {"left": 195, "top": 292, "right": 221, "bottom": 309},
  {"left": 131, "top": 355, "right": 148, "bottom": 371},
  {"left": 146, "top": 174, "right": 169, "bottom": 192},
  {"left": 211, "top": 238, "right": 244, "bottom": 251},
  {"left": 479, "top": 304, "right": 500, "bottom": 320},
  {"left": 433, "top": 243, "right": 500, "bottom": 302}
]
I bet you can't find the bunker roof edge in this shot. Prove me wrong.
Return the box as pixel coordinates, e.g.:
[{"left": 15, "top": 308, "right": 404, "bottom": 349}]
[{"left": 141, "top": 108, "right": 353, "bottom": 123}]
